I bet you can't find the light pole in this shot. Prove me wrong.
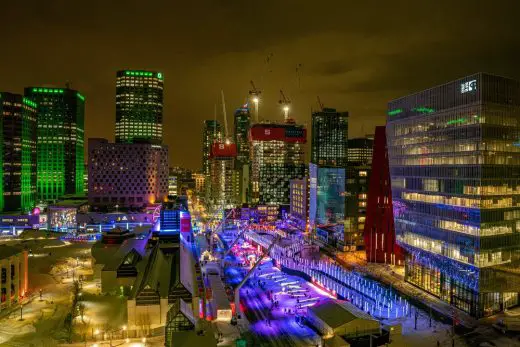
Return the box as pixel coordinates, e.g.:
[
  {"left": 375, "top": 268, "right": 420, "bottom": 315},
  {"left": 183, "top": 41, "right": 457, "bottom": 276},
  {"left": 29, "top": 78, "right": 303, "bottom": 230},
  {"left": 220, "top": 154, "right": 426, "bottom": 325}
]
[{"left": 19, "top": 303, "right": 23, "bottom": 321}]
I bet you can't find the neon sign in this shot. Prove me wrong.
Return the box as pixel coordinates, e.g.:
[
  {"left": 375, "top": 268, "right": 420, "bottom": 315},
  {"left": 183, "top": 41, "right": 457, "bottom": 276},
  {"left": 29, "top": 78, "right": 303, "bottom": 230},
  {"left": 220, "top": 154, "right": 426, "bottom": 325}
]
[{"left": 461, "top": 80, "right": 477, "bottom": 94}]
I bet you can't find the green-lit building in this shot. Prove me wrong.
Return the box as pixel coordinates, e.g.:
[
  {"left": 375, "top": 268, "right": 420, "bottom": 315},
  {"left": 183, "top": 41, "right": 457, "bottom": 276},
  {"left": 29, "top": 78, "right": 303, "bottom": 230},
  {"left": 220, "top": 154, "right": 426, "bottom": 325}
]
[
  {"left": 24, "top": 87, "right": 85, "bottom": 202},
  {"left": 115, "top": 70, "right": 164, "bottom": 144},
  {"left": 0, "top": 92, "right": 37, "bottom": 212}
]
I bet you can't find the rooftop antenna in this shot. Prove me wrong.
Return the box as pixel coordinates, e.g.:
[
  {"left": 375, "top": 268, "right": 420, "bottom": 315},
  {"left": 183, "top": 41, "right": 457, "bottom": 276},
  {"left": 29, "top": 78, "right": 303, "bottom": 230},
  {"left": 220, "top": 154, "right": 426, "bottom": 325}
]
[
  {"left": 220, "top": 90, "right": 229, "bottom": 142},
  {"left": 249, "top": 80, "right": 261, "bottom": 123}
]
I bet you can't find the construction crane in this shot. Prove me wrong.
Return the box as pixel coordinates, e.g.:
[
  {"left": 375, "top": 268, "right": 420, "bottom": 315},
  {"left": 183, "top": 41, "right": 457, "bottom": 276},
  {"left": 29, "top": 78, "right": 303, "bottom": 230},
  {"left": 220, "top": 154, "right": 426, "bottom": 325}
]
[
  {"left": 317, "top": 96, "right": 325, "bottom": 111},
  {"left": 249, "top": 80, "right": 262, "bottom": 123},
  {"left": 220, "top": 90, "right": 230, "bottom": 143},
  {"left": 279, "top": 90, "right": 291, "bottom": 122}
]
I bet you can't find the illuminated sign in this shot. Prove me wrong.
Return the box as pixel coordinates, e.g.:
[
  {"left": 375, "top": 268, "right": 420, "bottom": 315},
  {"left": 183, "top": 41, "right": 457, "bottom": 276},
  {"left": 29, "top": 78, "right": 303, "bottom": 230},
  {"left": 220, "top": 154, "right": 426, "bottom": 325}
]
[{"left": 461, "top": 80, "right": 477, "bottom": 94}]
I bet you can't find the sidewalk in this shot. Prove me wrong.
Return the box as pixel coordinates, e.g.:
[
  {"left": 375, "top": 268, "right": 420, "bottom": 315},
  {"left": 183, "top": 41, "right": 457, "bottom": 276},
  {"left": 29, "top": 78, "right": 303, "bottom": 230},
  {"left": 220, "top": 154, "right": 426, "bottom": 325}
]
[{"left": 335, "top": 254, "right": 478, "bottom": 329}]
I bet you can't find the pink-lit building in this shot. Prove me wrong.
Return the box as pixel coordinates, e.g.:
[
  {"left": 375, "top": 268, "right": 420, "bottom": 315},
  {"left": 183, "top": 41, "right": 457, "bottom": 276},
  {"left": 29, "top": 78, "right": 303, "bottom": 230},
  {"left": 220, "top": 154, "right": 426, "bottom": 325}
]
[{"left": 88, "top": 138, "right": 169, "bottom": 207}]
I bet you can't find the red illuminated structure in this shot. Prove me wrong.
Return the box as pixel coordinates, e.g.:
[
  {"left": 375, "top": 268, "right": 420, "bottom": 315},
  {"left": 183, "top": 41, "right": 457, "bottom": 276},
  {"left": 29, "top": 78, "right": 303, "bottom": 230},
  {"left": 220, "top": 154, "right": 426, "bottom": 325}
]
[
  {"left": 209, "top": 142, "right": 237, "bottom": 158},
  {"left": 364, "top": 126, "right": 404, "bottom": 265}
]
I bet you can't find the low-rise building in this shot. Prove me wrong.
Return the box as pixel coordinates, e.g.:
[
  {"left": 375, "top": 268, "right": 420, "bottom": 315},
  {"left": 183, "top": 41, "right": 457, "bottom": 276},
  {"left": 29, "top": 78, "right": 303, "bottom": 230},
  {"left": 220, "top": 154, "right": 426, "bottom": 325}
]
[
  {"left": 88, "top": 138, "right": 168, "bottom": 208},
  {"left": 0, "top": 245, "right": 28, "bottom": 312}
]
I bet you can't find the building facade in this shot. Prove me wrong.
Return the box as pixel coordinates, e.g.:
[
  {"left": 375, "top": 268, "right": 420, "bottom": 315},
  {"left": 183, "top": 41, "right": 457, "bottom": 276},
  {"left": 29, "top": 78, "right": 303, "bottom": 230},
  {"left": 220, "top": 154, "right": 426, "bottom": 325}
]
[
  {"left": 234, "top": 105, "right": 251, "bottom": 204},
  {"left": 202, "top": 120, "right": 221, "bottom": 177},
  {"left": 387, "top": 73, "right": 520, "bottom": 317},
  {"left": 249, "top": 122, "right": 306, "bottom": 206},
  {"left": 0, "top": 245, "right": 28, "bottom": 313},
  {"left": 0, "top": 93, "right": 37, "bottom": 212},
  {"left": 192, "top": 173, "right": 205, "bottom": 194},
  {"left": 115, "top": 70, "right": 164, "bottom": 144},
  {"left": 208, "top": 143, "right": 239, "bottom": 209},
  {"left": 24, "top": 87, "right": 85, "bottom": 201},
  {"left": 311, "top": 108, "right": 348, "bottom": 167},
  {"left": 345, "top": 136, "right": 374, "bottom": 251},
  {"left": 234, "top": 104, "right": 251, "bottom": 164},
  {"left": 289, "top": 177, "right": 309, "bottom": 231},
  {"left": 309, "top": 164, "right": 346, "bottom": 227},
  {"left": 88, "top": 138, "right": 168, "bottom": 207}
]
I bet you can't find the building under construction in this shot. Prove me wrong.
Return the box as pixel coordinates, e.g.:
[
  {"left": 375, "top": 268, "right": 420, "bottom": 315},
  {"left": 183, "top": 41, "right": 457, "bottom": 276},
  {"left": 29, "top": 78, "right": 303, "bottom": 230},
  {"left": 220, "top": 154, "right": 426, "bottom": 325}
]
[{"left": 249, "top": 122, "right": 307, "bottom": 206}]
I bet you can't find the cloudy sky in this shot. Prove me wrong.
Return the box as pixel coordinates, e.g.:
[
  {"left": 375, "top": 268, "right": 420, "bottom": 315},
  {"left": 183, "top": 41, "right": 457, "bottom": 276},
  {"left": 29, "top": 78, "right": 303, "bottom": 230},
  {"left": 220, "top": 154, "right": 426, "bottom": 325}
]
[{"left": 2, "top": 0, "right": 520, "bottom": 169}]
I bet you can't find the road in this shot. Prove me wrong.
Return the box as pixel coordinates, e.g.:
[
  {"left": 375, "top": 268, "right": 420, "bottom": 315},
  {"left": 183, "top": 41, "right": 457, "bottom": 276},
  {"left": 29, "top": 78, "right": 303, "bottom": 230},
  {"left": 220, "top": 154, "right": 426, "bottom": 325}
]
[{"left": 224, "top": 245, "right": 324, "bottom": 347}]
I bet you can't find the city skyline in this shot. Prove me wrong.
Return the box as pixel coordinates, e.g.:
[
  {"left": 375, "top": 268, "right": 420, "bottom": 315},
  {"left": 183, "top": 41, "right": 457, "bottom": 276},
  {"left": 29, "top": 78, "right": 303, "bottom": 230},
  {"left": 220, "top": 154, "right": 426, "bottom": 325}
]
[{"left": 2, "top": 1, "right": 520, "bottom": 170}]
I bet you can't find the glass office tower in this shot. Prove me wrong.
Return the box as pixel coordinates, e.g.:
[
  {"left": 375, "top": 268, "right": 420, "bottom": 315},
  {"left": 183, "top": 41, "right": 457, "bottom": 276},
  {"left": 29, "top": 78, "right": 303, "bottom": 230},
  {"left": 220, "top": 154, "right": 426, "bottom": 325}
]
[
  {"left": 0, "top": 93, "right": 37, "bottom": 212},
  {"left": 311, "top": 108, "right": 348, "bottom": 167},
  {"left": 25, "top": 87, "right": 85, "bottom": 201},
  {"left": 387, "top": 73, "right": 520, "bottom": 317},
  {"left": 202, "top": 120, "right": 221, "bottom": 177},
  {"left": 115, "top": 70, "right": 163, "bottom": 144}
]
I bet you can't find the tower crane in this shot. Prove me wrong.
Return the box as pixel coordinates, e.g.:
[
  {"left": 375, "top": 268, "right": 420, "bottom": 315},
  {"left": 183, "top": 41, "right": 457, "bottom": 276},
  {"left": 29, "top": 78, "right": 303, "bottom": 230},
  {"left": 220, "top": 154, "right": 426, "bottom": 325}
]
[
  {"left": 279, "top": 90, "right": 291, "bottom": 122},
  {"left": 317, "top": 96, "right": 325, "bottom": 111},
  {"left": 249, "top": 80, "right": 262, "bottom": 123}
]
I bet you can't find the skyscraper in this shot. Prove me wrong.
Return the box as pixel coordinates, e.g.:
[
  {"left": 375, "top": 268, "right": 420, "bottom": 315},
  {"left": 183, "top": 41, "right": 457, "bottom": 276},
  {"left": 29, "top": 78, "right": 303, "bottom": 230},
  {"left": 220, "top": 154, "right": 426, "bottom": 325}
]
[
  {"left": 208, "top": 142, "right": 239, "bottom": 209},
  {"left": 311, "top": 108, "right": 348, "bottom": 167},
  {"left": 249, "top": 122, "right": 306, "bottom": 205},
  {"left": 202, "top": 120, "right": 221, "bottom": 177},
  {"left": 234, "top": 104, "right": 251, "bottom": 204},
  {"left": 115, "top": 70, "right": 163, "bottom": 144},
  {"left": 234, "top": 104, "right": 251, "bottom": 163},
  {"left": 345, "top": 136, "right": 374, "bottom": 250},
  {"left": 309, "top": 108, "right": 348, "bottom": 249},
  {"left": 0, "top": 93, "right": 37, "bottom": 212},
  {"left": 387, "top": 73, "right": 520, "bottom": 317},
  {"left": 24, "top": 87, "right": 85, "bottom": 201}
]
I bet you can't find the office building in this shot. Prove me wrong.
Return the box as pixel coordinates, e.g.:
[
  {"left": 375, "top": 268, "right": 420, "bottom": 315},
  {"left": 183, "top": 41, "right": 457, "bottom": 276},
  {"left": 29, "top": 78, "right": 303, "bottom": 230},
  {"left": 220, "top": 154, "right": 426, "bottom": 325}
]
[
  {"left": 289, "top": 177, "right": 309, "bottom": 231},
  {"left": 234, "top": 104, "right": 251, "bottom": 164},
  {"left": 0, "top": 245, "right": 28, "bottom": 313},
  {"left": 0, "top": 93, "right": 37, "bottom": 212},
  {"left": 192, "top": 173, "right": 205, "bottom": 194},
  {"left": 234, "top": 104, "right": 251, "bottom": 204},
  {"left": 88, "top": 138, "right": 168, "bottom": 207},
  {"left": 249, "top": 122, "right": 306, "bottom": 205},
  {"left": 208, "top": 142, "right": 239, "bottom": 209},
  {"left": 387, "top": 73, "right": 520, "bottom": 317},
  {"left": 311, "top": 108, "right": 348, "bottom": 167},
  {"left": 24, "top": 87, "right": 85, "bottom": 201},
  {"left": 202, "top": 120, "right": 221, "bottom": 177},
  {"left": 345, "top": 136, "right": 374, "bottom": 250},
  {"left": 364, "top": 126, "right": 404, "bottom": 264},
  {"left": 348, "top": 136, "right": 374, "bottom": 165},
  {"left": 309, "top": 164, "right": 346, "bottom": 227},
  {"left": 115, "top": 70, "right": 164, "bottom": 144}
]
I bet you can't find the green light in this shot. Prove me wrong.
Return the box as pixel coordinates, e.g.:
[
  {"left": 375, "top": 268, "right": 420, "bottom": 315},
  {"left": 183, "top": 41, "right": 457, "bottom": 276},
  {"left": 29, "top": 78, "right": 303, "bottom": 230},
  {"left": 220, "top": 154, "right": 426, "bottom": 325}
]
[
  {"left": 388, "top": 109, "right": 403, "bottom": 116},
  {"left": 32, "top": 88, "right": 38, "bottom": 92},
  {"left": 77, "top": 93, "right": 85, "bottom": 101},
  {"left": 23, "top": 98, "right": 38, "bottom": 108},
  {"left": 446, "top": 118, "right": 466, "bottom": 125},
  {"left": 413, "top": 107, "right": 435, "bottom": 113},
  {"left": 157, "top": 72, "right": 163, "bottom": 79}
]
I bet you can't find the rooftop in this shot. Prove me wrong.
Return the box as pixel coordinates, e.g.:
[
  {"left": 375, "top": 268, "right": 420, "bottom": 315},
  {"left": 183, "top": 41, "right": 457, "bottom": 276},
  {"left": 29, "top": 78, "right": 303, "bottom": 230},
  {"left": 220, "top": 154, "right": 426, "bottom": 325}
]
[
  {"left": 309, "top": 299, "right": 377, "bottom": 329},
  {"left": 0, "top": 245, "right": 23, "bottom": 260}
]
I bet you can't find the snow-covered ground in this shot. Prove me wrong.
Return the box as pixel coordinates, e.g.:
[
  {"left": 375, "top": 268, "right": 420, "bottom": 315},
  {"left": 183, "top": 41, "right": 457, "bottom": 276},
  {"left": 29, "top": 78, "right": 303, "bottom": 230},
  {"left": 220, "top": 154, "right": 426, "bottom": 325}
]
[{"left": 0, "top": 233, "right": 127, "bottom": 347}]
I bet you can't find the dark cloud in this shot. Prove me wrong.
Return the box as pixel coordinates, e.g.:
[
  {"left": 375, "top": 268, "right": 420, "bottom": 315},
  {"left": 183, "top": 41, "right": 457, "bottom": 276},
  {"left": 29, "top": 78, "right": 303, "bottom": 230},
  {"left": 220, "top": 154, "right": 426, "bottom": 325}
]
[{"left": 1, "top": 0, "right": 520, "bottom": 169}]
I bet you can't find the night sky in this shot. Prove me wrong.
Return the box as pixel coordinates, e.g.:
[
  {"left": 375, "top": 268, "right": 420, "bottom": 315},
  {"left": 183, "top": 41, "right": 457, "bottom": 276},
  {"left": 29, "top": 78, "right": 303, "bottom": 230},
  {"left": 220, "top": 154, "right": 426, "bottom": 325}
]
[{"left": 2, "top": 1, "right": 520, "bottom": 170}]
